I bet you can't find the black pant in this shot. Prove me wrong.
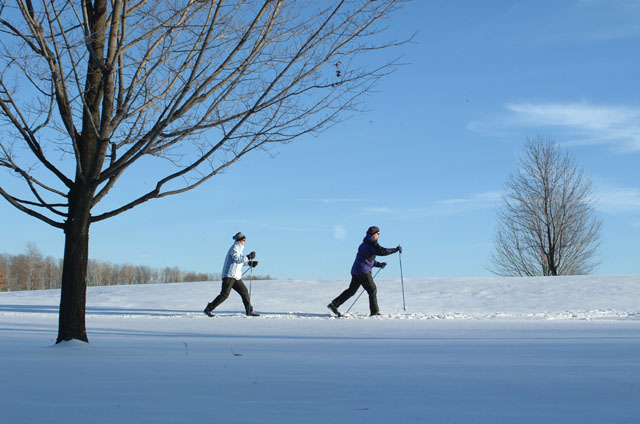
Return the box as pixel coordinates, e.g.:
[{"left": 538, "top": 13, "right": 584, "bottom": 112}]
[
  {"left": 332, "top": 273, "right": 379, "bottom": 314},
  {"left": 206, "top": 277, "right": 252, "bottom": 314}
]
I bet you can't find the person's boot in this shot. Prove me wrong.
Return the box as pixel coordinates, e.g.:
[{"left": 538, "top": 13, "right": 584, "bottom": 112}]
[
  {"left": 246, "top": 306, "right": 260, "bottom": 317},
  {"left": 327, "top": 302, "right": 342, "bottom": 317},
  {"left": 204, "top": 303, "right": 215, "bottom": 317}
]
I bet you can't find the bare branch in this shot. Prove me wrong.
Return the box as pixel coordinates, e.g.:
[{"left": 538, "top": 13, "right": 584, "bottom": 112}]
[
  {"left": 0, "top": 186, "right": 65, "bottom": 228},
  {"left": 1, "top": 0, "right": 408, "bottom": 226}
]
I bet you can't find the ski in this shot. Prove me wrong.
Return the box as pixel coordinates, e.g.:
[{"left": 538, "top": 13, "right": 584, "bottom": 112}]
[
  {"left": 204, "top": 310, "right": 260, "bottom": 318},
  {"left": 328, "top": 312, "right": 391, "bottom": 319}
]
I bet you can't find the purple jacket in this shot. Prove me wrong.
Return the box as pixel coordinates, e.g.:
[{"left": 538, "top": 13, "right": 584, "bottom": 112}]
[{"left": 351, "top": 234, "right": 397, "bottom": 276}]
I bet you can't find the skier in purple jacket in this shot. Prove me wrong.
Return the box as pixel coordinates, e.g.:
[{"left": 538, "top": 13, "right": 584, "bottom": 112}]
[{"left": 328, "top": 226, "right": 401, "bottom": 316}]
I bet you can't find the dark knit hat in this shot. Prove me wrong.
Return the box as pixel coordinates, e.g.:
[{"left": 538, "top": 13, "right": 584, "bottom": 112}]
[
  {"left": 366, "top": 226, "right": 380, "bottom": 235},
  {"left": 233, "top": 232, "right": 246, "bottom": 241}
]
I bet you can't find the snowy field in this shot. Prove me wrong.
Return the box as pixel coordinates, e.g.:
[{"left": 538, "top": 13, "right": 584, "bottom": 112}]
[{"left": 2, "top": 275, "right": 640, "bottom": 423}]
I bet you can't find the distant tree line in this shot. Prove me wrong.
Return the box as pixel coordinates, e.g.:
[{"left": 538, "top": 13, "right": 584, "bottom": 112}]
[{"left": 0, "top": 243, "right": 272, "bottom": 292}]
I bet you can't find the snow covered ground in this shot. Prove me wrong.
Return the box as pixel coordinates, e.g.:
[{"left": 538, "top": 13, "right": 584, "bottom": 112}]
[{"left": 2, "top": 275, "right": 640, "bottom": 423}]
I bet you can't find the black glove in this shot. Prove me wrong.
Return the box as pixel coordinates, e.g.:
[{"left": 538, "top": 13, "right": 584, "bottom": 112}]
[
  {"left": 378, "top": 262, "right": 387, "bottom": 269},
  {"left": 396, "top": 245, "right": 402, "bottom": 254},
  {"left": 247, "top": 251, "right": 256, "bottom": 260},
  {"left": 248, "top": 260, "right": 258, "bottom": 268}
]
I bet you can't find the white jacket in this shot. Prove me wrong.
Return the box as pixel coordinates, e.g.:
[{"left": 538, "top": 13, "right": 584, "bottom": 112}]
[{"left": 221, "top": 241, "right": 248, "bottom": 279}]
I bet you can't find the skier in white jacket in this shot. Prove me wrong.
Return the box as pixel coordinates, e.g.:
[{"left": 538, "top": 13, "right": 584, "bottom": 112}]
[{"left": 204, "top": 232, "right": 259, "bottom": 317}]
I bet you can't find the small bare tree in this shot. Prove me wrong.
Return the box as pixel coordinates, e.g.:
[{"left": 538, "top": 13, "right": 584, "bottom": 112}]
[
  {"left": 0, "top": 0, "right": 408, "bottom": 342},
  {"left": 490, "top": 137, "right": 602, "bottom": 277},
  {"left": 0, "top": 269, "right": 7, "bottom": 292}
]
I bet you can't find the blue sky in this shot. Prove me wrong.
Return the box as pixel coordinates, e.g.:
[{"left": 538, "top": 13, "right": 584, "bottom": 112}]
[{"left": 2, "top": 0, "right": 640, "bottom": 280}]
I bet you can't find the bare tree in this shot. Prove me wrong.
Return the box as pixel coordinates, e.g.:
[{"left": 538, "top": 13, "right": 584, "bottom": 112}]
[
  {"left": 490, "top": 137, "right": 602, "bottom": 277},
  {"left": 0, "top": 259, "right": 7, "bottom": 291},
  {"left": 25, "top": 242, "right": 44, "bottom": 290},
  {"left": 0, "top": 0, "right": 408, "bottom": 342},
  {"left": 0, "top": 255, "right": 8, "bottom": 292},
  {"left": 43, "top": 256, "right": 61, "bottom": 290}
]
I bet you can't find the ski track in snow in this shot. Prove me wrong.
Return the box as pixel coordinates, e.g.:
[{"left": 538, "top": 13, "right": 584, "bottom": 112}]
[{"left": 3, "top": 309, "right": 640, "bottom": 320}]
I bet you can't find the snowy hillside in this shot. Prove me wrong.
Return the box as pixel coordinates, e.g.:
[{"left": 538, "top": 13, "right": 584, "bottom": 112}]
[
  {"left": 3, "top": 275, "right": 640, "bottom": 320},
  {"left": 2, "top": 275, "right": 640, "bottom": 424}
]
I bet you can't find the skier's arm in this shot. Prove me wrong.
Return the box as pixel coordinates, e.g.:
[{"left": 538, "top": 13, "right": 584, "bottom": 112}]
[
  {"left": 230, "top": 244, "right": 249, "bottom": 265},
  {"left": 375, "top": 243, "right": 398, "bottom": 256}
]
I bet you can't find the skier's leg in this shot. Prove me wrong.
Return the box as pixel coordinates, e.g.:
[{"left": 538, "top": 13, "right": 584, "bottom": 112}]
[
  {"left": 232, "top": 279, "right": 254, "bottom": 315},
  {"left": 360, "top": 273, "right": 380, "bottom": 315},
  {"left": 331, "top": 276, "right": 361, "bottom": 307},
  {"left": 206, "top": 277, "right": 235, "bottom": 312}
]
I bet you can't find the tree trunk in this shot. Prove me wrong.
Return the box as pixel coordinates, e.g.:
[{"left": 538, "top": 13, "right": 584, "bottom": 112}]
[{"left": 57, "top": 187, "right": 93, "bottom": 344}]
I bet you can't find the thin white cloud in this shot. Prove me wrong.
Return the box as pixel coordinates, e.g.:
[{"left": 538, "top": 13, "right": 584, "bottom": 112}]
[
  {"left": 435, "top": 191, "right": 503, "bottom": 208},
  {"left": 362, "top": 191, "right": 503, "bottom": 220},
  {"left": 472, "top": 102, "right": 640, "bottom": 152},
  {"left": 303, "top": 198, "right": 368, "bottom": 205},
  {"left": 594, "top": 184, "right": 640, "bottom": 214},
  {"left": 573, "top": 1, "right": 640, "bottom": 41},
  {"left": 593, "top": 182, "right": 640, "bottom": 229},
  {"left": 507, "top": 102, "right": 640, "bottom": 152},
  {"left": 333, "top": 225, "right": 346, "bottom": 241},
  {"left": 589, "top": 24, "right": 640, "bottom": 41},
  {"left": 362, "top": 206, "right": 394, "bottom": 214}
]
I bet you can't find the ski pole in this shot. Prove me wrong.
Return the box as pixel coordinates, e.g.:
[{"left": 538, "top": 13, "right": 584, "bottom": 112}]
[
  {"left": 240, "top": 266, "right": 253, "bottom": 297},
  {"left": 345, "top": 267, "right": 382, "bottom": 313},
  {"left": 399, "top": 250, "right": 406, "bottom": 311},
  {"left": 249, "top": 263, "right": 253, "bottom": 298}
]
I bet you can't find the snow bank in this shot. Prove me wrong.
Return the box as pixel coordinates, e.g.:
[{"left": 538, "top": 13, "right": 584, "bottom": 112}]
[{"left": 2, "top": 275, "right": 639, "bottom": 320}]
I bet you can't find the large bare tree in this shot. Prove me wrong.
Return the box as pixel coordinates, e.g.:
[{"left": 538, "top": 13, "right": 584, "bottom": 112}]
[
  {"left": 0, "top": 0, "right": 407, "bottom": 343},
  {"left": 490, "top": 137, "right": 602, "bottom": 277}
]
